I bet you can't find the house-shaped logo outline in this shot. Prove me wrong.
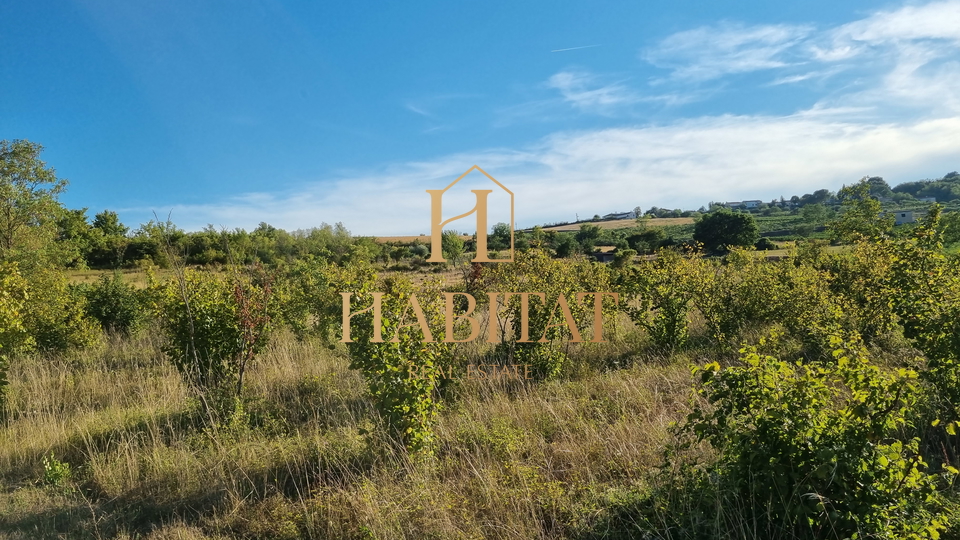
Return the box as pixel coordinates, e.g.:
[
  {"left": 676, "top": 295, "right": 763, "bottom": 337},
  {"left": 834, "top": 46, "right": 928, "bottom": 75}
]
[{"left": 426, "top": 165, "right": 514, "bottom": 263}]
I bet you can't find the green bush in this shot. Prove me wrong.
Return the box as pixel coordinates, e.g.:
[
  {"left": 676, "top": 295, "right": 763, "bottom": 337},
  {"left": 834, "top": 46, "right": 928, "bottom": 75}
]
[
  {"left": 152, "top": 268, "right": 276, "bottom": 412},
  {"left": 0, "top": 262, "right": 29, "bottom": 421},
  {"left": 486, "top": 250, "right": 613, "bottom": 378},
  {"left": 82, "top": 273, "right": 147, "bottom": 335},
  {"left": 653, "top": 336, "right": 949, "bottom": 539},
  {"left": 755, "top": 237, "right": 778, "bottom": 250},
  {"left": 344, "top": 275, "right": 453, "bottom": 453},
  {"left": 21, "top": 268, "right": 99, "bottom": 353},
  {"left": 618, "top": 248, "right": 702, "bottom": 351}
]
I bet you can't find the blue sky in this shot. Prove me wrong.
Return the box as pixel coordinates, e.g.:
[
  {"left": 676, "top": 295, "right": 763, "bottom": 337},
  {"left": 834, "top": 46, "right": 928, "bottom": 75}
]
[{"left": 2, "top": 1, "right": 960, "bottom": 235}]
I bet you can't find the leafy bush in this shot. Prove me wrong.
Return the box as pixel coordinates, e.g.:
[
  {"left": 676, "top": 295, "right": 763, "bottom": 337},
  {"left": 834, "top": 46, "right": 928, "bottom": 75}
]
[
  {"left": 618, "top": 248, "right": 703, "bottom": 351},
  {"left": 652, "top": 336, "right": 949, "bottom": 539},
  {"left": 82, "top": 273, "right": 147, "bottom": 335},
  {"left": 152, "top": 268, "right": 275, "bottom": 412},
  {"left": 279, "top": 258, "right": 376, "bottom": 343},
  {"left": 486, "top": 249, "right": 613, "bottom": 378},
  {"left": 344, "top": 275, "right": 454, "bottom": 452},
  {"left": 41, "top": 452, "right": 72, "bottom": 490},
  {"left": 755, "top": 237, "right": 778, "bottom": 250},
  {"left": 0, "top": 262, "right": 29, "bottom": 420},
  {"left": 21, "top": 268, "right": 98, "bottom": 353}
]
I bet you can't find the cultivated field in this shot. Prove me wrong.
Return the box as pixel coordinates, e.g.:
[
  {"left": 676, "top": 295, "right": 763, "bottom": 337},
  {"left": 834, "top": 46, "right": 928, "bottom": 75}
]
[{"left": 540, "top": 217, "right": 694, "bottom": 232}]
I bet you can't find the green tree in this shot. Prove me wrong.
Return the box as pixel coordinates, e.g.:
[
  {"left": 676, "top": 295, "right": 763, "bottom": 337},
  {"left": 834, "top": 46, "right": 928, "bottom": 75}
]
[
  {"left": 693, "top": 210, "right": 759, "bottom": 253},
  {"left": 441, "top": 230, "right": 465, "bottom": 264},
  {"left": 489, "top": 222, "right": 512, "bottom": 251},
  {"left": 92, "top": 210, "right": 128, "bottom": 237},
  {"left": 0, "top": 140, "right": 68, "bottom": 265},
  {"left": 800, "top": 203, "right": 833, "bottom": 224},
  {"left": 829, "top": 178, "right": 894, "bottom": 243}
]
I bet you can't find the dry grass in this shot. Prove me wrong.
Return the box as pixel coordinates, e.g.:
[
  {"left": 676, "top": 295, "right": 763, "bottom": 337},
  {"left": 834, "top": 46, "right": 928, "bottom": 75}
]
[
  {"left": 67, "top": 268, "right": 174, "bottom": 288},
  {"left": 0, "top": 313, "right": 695, "bottom": 539}
]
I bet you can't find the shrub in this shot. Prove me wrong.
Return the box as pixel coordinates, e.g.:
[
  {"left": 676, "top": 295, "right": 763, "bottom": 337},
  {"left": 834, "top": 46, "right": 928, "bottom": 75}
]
[
  {"left": 486, "top": 249, "right": 613, "bottom": 378},
  {"left": 82, "top": 273, "right": 147, "bottom": 335},
  {"left": 279, "top": 258, "right": 376, "bottom": 343},
  {"left": 653, "top": 336, "right": 949, "bottom": 539},
  {"left": 618, "top": 248, "right": 703, "bottom": 351},
  {"left": 152, "top": 267, "right": 275, "bottom": 413},
  {"left": 755, "top": 237, "right": 778, "bottom": 250},
  {"left": 344, "top": 275, "right": 454, "bottom": 452},
  {"left": 0, "top": 262, "right": 29, "bottom": 420},
  {"left": 21, "top": 268, "right": 99, "bottom": 353}
]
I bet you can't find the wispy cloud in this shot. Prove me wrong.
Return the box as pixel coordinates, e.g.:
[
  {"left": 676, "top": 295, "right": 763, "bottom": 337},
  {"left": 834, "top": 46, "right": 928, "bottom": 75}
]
[
  {"left": 404, "top": 103, "right": 433, "bottom": 118},
  {"left": 128, "top": 113, "right": 960, "bottom": 236},
  {"left": 546, "top": 70, "right": 640, "bottom": 113},
  {"left": 643, "top": 22, "right": 814, "bottom": 81}
]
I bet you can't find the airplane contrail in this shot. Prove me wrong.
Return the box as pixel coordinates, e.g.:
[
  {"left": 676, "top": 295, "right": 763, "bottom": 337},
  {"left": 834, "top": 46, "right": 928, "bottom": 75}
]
[{"left": 551, "top": 44, "right": 601, "bottom": 53}]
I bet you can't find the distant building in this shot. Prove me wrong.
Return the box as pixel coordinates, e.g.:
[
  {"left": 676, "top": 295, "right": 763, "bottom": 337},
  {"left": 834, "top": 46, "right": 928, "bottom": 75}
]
[
  {"left": 918, "top": 196, "right": 937, "bottom": 203},
  {"left": 592, "top": 246, "right": 618, "bottom": 263},
  {"left": 742, "top": 200, "right": 763, "bottom": 209},
  {"left": 602, "top": 212, "right": 635, "bottom": 220},
  {"left": 724, "top": 201, "right": 743, "bottom": 208},
  {"left": 894, "top": 211, "right": 915, "bottom": 225}
]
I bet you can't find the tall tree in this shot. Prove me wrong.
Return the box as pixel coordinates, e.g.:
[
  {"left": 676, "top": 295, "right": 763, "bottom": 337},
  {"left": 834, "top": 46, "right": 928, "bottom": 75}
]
[
  {"left": 0, "top": 140, "right": 67, "bottom": 265},
  {"left": 693, "top": 210, "right": 759, "bottom": 253},
  {"left": 829, "top": 178, "right": 895, "bottom": 243}
]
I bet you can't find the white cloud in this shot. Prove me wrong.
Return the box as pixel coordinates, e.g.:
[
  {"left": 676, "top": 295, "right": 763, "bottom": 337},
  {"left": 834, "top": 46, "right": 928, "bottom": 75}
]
[
  {"left": 128, "top": 113, "right": 960, "bottom": 235},
  {"left": 643, "top": 22, "right": 814, "bottom": 81},
  {"left": 837, "top": 1, "right": 960, "bottom": 43},
  {"left": 546, "top": 70, "right": 640, "bottom": 113}
]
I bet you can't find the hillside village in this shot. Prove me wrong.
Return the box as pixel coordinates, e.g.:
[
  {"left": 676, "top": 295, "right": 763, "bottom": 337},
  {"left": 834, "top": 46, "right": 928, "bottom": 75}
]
[{"left": 591, "top": 174, "right": 958, "bottom": 224}]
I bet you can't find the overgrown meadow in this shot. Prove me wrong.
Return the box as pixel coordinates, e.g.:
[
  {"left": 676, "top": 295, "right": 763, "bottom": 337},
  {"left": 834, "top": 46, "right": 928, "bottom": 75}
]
[{"left": 4, "top": 141, "right": 960, "bottom": 539}]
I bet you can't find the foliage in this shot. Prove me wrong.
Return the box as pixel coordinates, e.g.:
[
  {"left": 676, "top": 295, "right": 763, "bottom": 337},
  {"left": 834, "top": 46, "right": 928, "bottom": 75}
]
[
  {"left": 441, "top": 230, "right": 465, "bottom": 264},
  {"left": 41, "top": 452, "right": 73, "bottom": 490},
  {"left": 618, "top": 248, "right": 703, "bottom": 351},
  {"left": 656, "top": 336, "right": 949, "bottom": 539},
  {"left": 830, "top": 178, "right": 895, "bottom": 243},
  {"left": 152, "top": 267, "right": 276, "bottom": 411},
  {"left": 755, "top": 237, "right": 777, "bottom": 250},
  {"left": 490, "top": 222, "right": 512, "bottom": 251},
  {"left": 801, "top": 203, "right": 834, "bottom": 224},
  {"left": 486, "top": 249, "right": 613, "bottom": 378},
  {"left": 0, "top": 262, "right": 29, "bottom": 420},
  {"left": 0, "top": 139, "right": 68, "bottom": 267},
  {"left": 612, "top": 248, "right": 636, "bottom": 268},
  {"left": 693, "top": 209, "right": 759, "bottom": 253},
  {"left": 21, "top": 268, "right": 99, "bottom": 353},
  {"left": 893, "top": 172, "right": 960, "bottom": 202},
  {"left": 883, "top": 206, "right": 960, "bottom": 427},
  {"left": 279, "top": 258, "right": 377, "bottom": 343},
  {"left": 81, "top": 273, "right": 147, "bottom": 335},
  {"left": 344, "top": 275, "right": 454, "bottom": 452}
]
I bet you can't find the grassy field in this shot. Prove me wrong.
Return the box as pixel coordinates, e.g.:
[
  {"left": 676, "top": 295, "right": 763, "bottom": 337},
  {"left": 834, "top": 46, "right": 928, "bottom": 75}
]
[{"left": 0, "top": 321, "right": 693, "bottom": 539}]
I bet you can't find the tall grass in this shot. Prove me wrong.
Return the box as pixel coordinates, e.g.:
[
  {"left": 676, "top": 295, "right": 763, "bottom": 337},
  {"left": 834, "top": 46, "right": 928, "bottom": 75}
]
[{"left": 0, "top": 321, "right": 693, "bottom": 540}]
